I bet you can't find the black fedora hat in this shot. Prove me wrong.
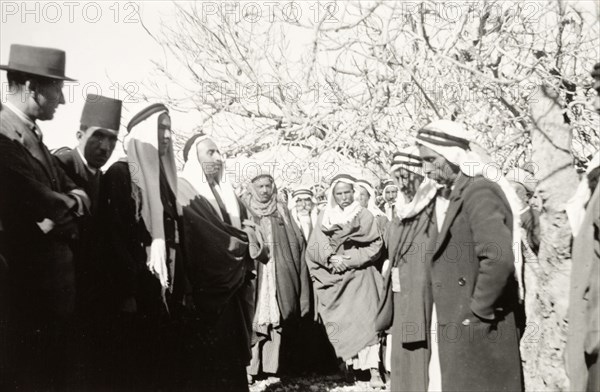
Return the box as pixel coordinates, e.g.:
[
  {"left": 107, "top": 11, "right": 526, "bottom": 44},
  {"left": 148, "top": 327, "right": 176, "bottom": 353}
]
[{"left": 0, "top": 44, "right": 75, "bottom": 81}]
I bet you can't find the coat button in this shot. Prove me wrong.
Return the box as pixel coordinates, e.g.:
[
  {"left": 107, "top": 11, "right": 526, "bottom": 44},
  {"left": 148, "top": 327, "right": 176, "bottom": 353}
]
[{"left": 458, "top": 277, "right": 466, "bottom": 286}]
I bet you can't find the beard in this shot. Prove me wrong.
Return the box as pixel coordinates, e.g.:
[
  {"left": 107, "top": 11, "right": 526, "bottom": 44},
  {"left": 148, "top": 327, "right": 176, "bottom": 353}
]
[{"left": 297, "top": 208, "right": 311, "bottom": 216}]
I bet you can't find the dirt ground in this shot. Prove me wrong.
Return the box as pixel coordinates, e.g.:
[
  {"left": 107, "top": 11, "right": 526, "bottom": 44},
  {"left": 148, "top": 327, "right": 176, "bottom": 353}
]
[{"left": 249, "top": 373, "right": 389, "bottom": 392}]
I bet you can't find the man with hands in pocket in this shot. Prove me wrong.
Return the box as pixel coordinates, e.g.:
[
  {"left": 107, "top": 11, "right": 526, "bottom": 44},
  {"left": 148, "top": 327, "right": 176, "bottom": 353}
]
[{"left": 416, "top": 120, "right": 524, "bottom": 392}]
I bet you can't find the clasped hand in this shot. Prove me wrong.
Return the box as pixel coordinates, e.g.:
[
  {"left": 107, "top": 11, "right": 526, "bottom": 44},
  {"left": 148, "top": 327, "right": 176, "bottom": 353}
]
[{"left": 329, "top": 255, "right": 350, "bottom": 274}]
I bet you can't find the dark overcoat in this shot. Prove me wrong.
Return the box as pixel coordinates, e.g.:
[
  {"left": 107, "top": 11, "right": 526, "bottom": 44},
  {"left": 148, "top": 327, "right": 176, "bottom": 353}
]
[
  {"left": 432, "top": 174, "right": 523, "bottom": 392},
  {"left": 0, "top": 105, "right": 81, "bottom": 318}
]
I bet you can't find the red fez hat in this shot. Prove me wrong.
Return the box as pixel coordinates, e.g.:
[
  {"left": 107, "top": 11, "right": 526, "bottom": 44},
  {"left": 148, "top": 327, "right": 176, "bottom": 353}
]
[
  {"left": 81, "top": 94, "right": 122, "bottom": 132},
  {"left": 0, "top": 44, "right": 75, "bottom": 81}
]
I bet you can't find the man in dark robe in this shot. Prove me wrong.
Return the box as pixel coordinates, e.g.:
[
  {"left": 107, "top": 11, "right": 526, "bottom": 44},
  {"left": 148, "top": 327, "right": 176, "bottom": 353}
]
[
  {"left": 53, "top": 93, "right": 122, "bottom": 387},
  {"left": 245, "top": 172, "right": 311, "bottom": 381},
  {"left": 379, "top": 148, "right": 440, "bottom": 391},
  {"left": 416, "top": 120, "right": 523, "bottom": 392},
  {"left": 306, "top": 174, "right": 385, "bottom": 388},
  {"left": 177, "top": 133, "right": 267, "bottom": 391},
  {"left": 99, "top": 103, "right": 181, "bottom": 390},
  {"left": 0, "top": 44, "right": 90, "bottom": 390}
]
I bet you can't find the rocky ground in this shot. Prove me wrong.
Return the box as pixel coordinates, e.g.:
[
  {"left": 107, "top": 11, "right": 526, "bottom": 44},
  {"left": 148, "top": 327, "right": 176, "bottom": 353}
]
[{"left": 249, "top": 372, "right": 389, "bottom": 392}]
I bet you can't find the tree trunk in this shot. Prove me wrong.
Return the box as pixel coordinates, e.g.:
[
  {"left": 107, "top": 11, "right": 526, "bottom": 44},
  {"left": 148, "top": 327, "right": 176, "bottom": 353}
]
[{"left": 522, "top": 87, "right": 578, "bottom": 391}]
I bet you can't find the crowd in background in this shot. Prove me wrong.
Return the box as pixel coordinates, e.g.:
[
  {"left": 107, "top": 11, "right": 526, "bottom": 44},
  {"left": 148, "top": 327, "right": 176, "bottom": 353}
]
[{"left": 0, "top": 44, "right": 599, "bottom": 392}]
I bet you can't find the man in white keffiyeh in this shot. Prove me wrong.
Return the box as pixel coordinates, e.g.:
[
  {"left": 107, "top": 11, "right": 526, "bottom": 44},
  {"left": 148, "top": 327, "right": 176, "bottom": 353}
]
[
  {"left": 101, "top": 103, "right": 181, "bottom": 389},
  {"left": 306, "top": 174, "right": 386, "bottom": 388}
]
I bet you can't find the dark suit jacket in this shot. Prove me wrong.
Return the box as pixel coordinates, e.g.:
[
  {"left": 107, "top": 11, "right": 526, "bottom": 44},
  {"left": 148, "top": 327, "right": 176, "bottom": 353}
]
[
  {"left": 431, "top": 174, "right": 523, "bottom": 392},
  {"left": 54, "top": 148, "right": 106, "bottom": 312},
  {"left": 55, "top": 148, "right": 101, "bottom": 212},
  {"left": 0, "top": 105, "right": 83, "bottom": 318}
]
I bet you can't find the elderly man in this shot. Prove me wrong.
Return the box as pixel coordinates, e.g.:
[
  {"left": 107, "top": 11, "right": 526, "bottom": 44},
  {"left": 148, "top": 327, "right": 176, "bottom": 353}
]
[
  {"left": 306, "top": 174, "right": 385, "bottom": 388},
  {"left": 416, "top": 120, "right": 523, "bottom": 391},
  {"left": 100, "top": 103, "right": 181, "bottom": 389},
  {"left": 0, "top": 44, "right": 90, "bottom": 390},
  {"left": 245, "top": 172, "right": 311, "bottom": 382},
  {"left": 289, "top": 187, "right": 318, "bottom": 241},
  {"left": 379, "top": 179, "right": 400, "bottom": 220},
  {"left": 177, "top": 133, "right": 266, "bottom": 391},
  {"left": 379, "top": 148, "right": 440, "bottom": 391}
]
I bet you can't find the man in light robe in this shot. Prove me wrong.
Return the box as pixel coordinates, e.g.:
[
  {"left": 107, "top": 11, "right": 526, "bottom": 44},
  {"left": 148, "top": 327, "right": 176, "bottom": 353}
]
[
  {"left": 289, "top": 187, "right": 318, "bottom": 242},
  {"left": 244, "top": 172, "right": 311, "bottom": 382},
  {"left": 566, "top": 62, "right": 600, "bottom": 392},
  {"left": 379, "top": 179, "right": 400, "bottom": 220},
  {"left": 177, "top": 133, "right": 266, "bottom": 391},
  {"left": 306, "top": 173, "right": 385, "bottom": 388}
]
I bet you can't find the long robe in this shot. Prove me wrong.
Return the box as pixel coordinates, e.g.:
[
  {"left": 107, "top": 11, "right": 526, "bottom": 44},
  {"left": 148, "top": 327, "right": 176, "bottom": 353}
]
[
  {"left": 306, "top": 208, "right": 383, "bottom": 360},
  {"left": 178, "top": 178, "right": 264, "bottom": 391},
  {"left": 567, "top": 183, "right": 600, "bottom": 391},
  {"left": 99, "top": 160, "right": 180, "bottom": 390},
  {"left": 383, "top": 200, "right": 437, "bottom": 392},
  {"left": 247, "top": 207, "right": 311, "bottom": 375}
]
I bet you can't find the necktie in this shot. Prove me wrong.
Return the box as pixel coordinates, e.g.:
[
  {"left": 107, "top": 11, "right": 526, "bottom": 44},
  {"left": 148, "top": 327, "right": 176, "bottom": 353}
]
[
  {"left": 31, "top": 124, "right": 43, "bottom": 141},
  {"left": 210, "top": 182, "right": 232, "bottom": 225}
]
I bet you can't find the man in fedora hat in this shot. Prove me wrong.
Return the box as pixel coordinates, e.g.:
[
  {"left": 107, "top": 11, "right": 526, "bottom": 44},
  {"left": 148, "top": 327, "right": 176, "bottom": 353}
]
[
  {"left": 53, "top": 94, "right": 122, "bottom": 387},
  {"left": 0, "top": 44, "right": 89, "bottom": 390}
]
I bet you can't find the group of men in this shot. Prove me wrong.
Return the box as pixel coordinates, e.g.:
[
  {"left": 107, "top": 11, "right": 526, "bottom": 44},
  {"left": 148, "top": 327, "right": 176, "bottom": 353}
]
[{"left": 0, "top": 42, "right": 598, "bottom": 392}]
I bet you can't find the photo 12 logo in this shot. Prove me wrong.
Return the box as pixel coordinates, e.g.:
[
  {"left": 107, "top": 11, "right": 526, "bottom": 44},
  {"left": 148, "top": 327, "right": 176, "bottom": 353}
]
[{"left": 1, "top": 2, "right": 141, "bottom": 24}]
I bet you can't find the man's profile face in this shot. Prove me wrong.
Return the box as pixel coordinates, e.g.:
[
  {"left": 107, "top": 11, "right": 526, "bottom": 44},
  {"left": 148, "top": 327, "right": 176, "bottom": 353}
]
[
  {"left": 252, "top": 177, "right": 274, "bottom": 203},
  {"left": 394, "top": 168, "right": 424, "bottom": 198},
  {"left": 357, "top": 186, "right": 370, "bottom": 208},
  {"left": 418, "top": 144, "right": 459, "bottom": 185},
  {"left": 157, "top": 113, "right": 172, "bottom": 157},
  {"left": 81, "top": 127, "right": 118, "bottom": 169},
  {"left": 196, "top": 139, "right": 223, "bottom": 180},
  {"left": 295, "top": 196, "right": 314, "bottom": 215},
  {"left": 33, "top": 78, "right": 65, "bottom": 121},
  {"left": 333, "top": 182, "right": 354, "bottom": 209}
]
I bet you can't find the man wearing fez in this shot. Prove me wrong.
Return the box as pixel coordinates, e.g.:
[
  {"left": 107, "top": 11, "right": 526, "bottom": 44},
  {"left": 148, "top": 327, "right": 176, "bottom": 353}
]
[
  {"left": 289, "top": 187, "right": 318, "bottom": 242},
  {"left": 0, "top": 44, "right": 90, "bottom": 390},
  {"left": 53, "top": 94, "right": 122, "bottom": 386},
  {"left": 416, "top": 120, "right": 523, "bottom": 391},
  {"left": 245, "top": 171, "right": 311, "bottom": 382},
  {"left": 177, "top": 134, "right": 266, "bottom": 391},
  {"left": 100, "top": 103, "right": 181, "bottom": 389},
  {"left": 566, "top": 63, "right": 600, "bottom": 392},
  {"left": 306, "top": 174, "right": 385, "bottom": 388}
]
